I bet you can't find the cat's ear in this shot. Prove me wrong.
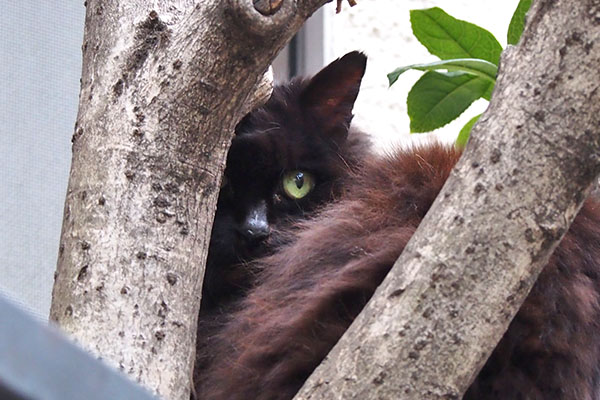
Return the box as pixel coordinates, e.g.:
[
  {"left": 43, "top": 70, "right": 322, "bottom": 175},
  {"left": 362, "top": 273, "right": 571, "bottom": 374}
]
[{"left": 300, "top": 51, "right": 367, "bottom": 144}]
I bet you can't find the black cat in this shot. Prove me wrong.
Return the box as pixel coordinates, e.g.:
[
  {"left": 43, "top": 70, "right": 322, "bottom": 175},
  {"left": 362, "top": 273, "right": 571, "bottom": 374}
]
[
  {"left": 200, "top": 51, "right": 370, "bottom": 312},
  {"left": 194, "top": 63, "right": 600, "bottom": 398},
  {"left": 194, "top": 52, "right": 372, "bottom": 388}
]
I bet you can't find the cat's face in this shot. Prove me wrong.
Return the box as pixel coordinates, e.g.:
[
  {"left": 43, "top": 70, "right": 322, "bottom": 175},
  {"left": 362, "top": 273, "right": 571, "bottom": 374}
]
[
  {"left": 203, "top": 52, "right": 368, "bottom": 305},
  {"left": 222, "top": 96, "right": 347, "bottom": 257}
]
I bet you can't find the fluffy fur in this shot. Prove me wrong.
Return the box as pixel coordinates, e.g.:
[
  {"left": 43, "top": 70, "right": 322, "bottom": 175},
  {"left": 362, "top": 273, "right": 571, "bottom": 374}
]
[
  {"left": 200, "top": 51, "right": 370, "bottom": 312},
  {"left": 195, "top": 142, "right": 600, "bottom": 399},
  {"left": 194, "top": 52, "right": 371, "bottom": 388}
]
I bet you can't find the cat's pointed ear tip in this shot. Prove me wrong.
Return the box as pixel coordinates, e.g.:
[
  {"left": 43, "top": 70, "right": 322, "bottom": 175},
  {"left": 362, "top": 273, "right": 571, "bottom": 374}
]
[
  {"left": 340, "top": 51, "right": 367, "bottom": 70},
  {"left": 343, "top": 50, "right": 367, "bottom": 61}
]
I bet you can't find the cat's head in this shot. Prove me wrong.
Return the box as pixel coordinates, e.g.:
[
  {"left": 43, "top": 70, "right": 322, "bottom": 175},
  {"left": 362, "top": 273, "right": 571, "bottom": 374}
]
[{"left": 206, "top": 52, "right": 369, "bottom": 298}]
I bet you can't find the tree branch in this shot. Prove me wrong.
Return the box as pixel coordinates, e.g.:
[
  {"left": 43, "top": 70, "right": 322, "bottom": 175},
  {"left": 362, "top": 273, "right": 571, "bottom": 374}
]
[
  {"left": 242, "top": 66, "right": 275, "bottom": 117},
  {"left": 294, "top": 0, "right": 600, "bottom": 398},
  {"left": 50, "top": 1, "right": 330, "bottom": 399}
]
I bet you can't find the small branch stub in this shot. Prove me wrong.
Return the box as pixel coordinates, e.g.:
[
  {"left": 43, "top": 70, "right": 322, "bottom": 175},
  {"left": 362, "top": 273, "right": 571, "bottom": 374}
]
[
  {"left": 254, "top": 0, "right": 283, "bottom": 15},
  {"left": 336, "top": 0, "right": 357, "bottom": 13}
]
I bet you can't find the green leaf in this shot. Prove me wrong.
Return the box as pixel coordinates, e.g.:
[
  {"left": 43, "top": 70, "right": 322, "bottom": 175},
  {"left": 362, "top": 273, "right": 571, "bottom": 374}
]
[
  {"left": 507, "top": 0, "right": 533, "bottom": 45},
  {"left": 482, "top": 83, "right": 494, "bottom": 101},
  {"left": 387, "top": 58, "right": 497, "bottom": 87},
  {"left": 410, "top": 7, "right": 503, "bottom": 65},
  {"left": 456, "top": 114, "right": 481, "bottom": 147},
  {"left": 408, "top": 71, "right": 490, "bottom": 133}
]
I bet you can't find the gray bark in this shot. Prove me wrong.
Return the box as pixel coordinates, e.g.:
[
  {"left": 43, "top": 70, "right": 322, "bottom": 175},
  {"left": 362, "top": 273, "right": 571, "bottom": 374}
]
[
  {"left": 294, "top": 0, "right": 600, "bottom": 399},
  {"left": 593, "top": 177, "right": 600, "bottom": 197},
  {"left": 49, "top": 1, "right": 333, "bottom": 399}
]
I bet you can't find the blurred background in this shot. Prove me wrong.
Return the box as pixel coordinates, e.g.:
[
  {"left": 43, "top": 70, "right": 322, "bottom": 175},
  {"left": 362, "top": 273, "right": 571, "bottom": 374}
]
[{"left": 0, "top": 0, "right": 518, "bottom": 321}]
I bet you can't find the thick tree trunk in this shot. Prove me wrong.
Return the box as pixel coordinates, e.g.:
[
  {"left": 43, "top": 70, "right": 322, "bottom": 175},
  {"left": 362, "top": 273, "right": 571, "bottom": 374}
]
[
  {"left": 49, "top": 1, "right": 332, "bottom": 399},
  {"left": 294, "top": 0, "right": 600, "bottom": 399}
]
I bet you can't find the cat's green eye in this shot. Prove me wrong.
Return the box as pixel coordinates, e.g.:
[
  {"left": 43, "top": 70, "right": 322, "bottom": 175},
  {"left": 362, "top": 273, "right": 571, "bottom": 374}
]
[{"left": 282, "top": 170, "right": 315, "bottom": 200}]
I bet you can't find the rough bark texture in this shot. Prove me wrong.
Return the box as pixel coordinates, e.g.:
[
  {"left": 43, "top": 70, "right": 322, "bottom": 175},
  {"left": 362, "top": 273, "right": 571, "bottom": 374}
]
[
  {"left": 294, "top": 0, "right": 600, "bottom": 399},
  {"left": 49, "top": 1, "right": 332, "bottom": 399},
  {"left": 593, "top": 177, "right": 600, "bottom": 197}
]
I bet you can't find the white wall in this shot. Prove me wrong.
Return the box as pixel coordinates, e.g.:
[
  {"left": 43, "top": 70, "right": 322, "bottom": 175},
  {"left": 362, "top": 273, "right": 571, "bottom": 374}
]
[
  {"left": 0, "top": 3, "right": 84, "bottom": 320},
  {"left": 322, "top": 0, "right": 519, "bottom": 149}
]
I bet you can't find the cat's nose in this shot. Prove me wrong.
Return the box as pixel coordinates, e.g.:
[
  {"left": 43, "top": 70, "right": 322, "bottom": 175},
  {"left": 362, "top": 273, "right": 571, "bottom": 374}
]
[
  {"left": 239, "top": 201, "right": 270, "bottom": 243},
  {"left": 241, "top": 223, "right": 270, "bottom": 242}
]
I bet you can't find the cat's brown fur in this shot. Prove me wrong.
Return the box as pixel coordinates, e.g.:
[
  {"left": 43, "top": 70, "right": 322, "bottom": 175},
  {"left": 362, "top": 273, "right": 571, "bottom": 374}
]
[{"left": 195, "top": 143, "right": 600, "bottom": 399}]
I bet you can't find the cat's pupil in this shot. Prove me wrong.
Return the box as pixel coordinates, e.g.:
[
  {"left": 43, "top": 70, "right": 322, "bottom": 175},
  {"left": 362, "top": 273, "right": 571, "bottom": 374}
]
[{"left": 295, "top": 173, "right": 305, "bottom": 189}]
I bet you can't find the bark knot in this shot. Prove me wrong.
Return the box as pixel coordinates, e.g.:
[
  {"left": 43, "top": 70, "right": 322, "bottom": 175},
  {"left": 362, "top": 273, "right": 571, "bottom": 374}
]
[{"left": 253, "top": 0, "right": 283, "bottom": 15}]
